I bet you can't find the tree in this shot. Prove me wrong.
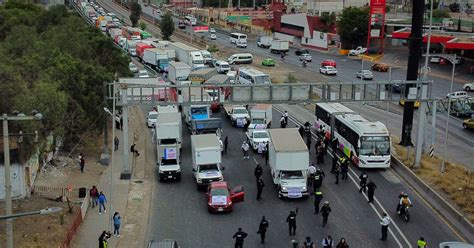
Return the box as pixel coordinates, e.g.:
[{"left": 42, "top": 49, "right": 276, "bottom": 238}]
[
  {"left": 160, "top": 12, "right": 174, "bottom": 41},
  {"left": 129, "top": 2, "right": 142, "bottom": 27},
  {"left": 337, "top": 7, "right": 370, "bottom": 49},
  {"left": 139, "top": 21, "right": 147, "bottom": 31},
  {"left": 449, "top": 2, "right": 460, "bottom": 12},
  {"left": 432, "top": 9, "right": 450, "bottom": 18}
]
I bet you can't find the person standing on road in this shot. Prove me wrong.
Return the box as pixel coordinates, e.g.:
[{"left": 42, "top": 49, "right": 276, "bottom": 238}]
[
  {"left": 320, "top": 201, "right": 332, "bottom": 227},
  {"left": 322, "top": 235, "right": 333, "bottom": 248},
  {"left": 254, "top": 164, "right": 263, "bottom": 181},
  {"left": 114, "top": 136, "right": 119, "bottom": 151},
  {"left": 336, "top": 238, "right": 349, "bottom": 248},
  {"left": 90, "top": 185, "right": 99, "bottom": 208},
  {"left": 79, "top": 153, "right": 85, "bottom": 173},
  {"left": 98, "top": 192, "right": 107, "bottom": 214},
  {"left": 302, "top": 236, "right": 316, "bottom": 248},
  {"left": 224, "top": 136, "right": 229, "bottom": 154},
  {"left": 314, "top": 189, "right": 323, "bottom": 214},
  {"left": 298, "top": 125, "right": 305, "bottom": 138},
  {"left": 306, "top": 135, "right": 312, "bottom": 150},
  {"left": 307, "top": 164, "right": 317, "bottom": 187},
  {"left": 359, "top": 170, "right": 368, "bottom": 193},
  {"left": 130, "top": 143, "right": 140, "bottom": 157},
  {"left": 233, "top": 227, "right": 248, "bottom": 248},
  {"left": 284, "top": 111, "right": 289, "bottom": 125},
  {"left": 280, "top": 115, "right": 287, "bottom": 128},
  {"left": 313, "top": 168, "right": 325, "bottom": 191},
  {"left": 367, "top": 180, "right": 377, "bottom": 203},
  {"left": 380, "top": 213, "right": 391, "bottom": 241},
  {"left": 256, "top": 177, "right": 265, "bottom": 200},
  {"left": 340, "top": 157, "right": 349, "bottom": 181},
  {"left": 113, "top": 212, "right": 121, "bottom": 237},
  {"left": 257, "top": 216, "right": 269, "bottom": 244},
  {"left": 286, "top": 209, "right": 298, "bottom": 236},
  {"left": 417, "top": 237, "right": 427, "bottom": 248},
  {"left": 241, "top": 141, "right": 250, "bottom": 159},
  {"left": 334, "top": 162, "right": 340, "bottom": 185},
  {"left": 265, "top": 143, "right": 269, "bottom": 165}
]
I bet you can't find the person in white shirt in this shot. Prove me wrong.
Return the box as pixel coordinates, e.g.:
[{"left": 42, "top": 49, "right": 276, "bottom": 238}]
[
  {"left": 284, "top": 111, "right": 289, "bottom": 124},
  {"left": 307, "top": 164, "right": 317, "bottom": 187},
  {"left": 241, "top": 141, "right": 250, "bottom": 159},
  {"left": 257, "top": 142, "right": 266, "bottom": 154},
  {"left": 380, "top": 213, "right": 391, "bottom": 240}
]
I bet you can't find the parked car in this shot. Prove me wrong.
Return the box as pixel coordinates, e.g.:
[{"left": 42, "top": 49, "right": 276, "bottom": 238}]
[
  {"left": 206, "top": 181, "right": 244, "bottom": 213},
  {"left": 138, "top": 69, "right": 149, "bottom": 78},
  {"left": 399, "top": 99, "right": 420, "bottom": 108},
  {"left": 385, "top": 83, "right": 402, "bottom": 93},
  {"left": 321, "top": 60, "right": 336, "bottom": 68},
  {"left": 356, "top": 70, "right": 373, "bottom": 80},
  {"left": 299, "top": 53, "right": 312, "bottom": 62},
  {"left": 446, "top": 91, "right": 468, "bottom": 99},
  {"left": 129, "top": 62, "right": 138, "bottom": 73},
  {"left": 319, "top": 66, "right": 337, "bottom": 75},
  {"left": 210, "top": 33, "right": 217, "bottom": 40},
  {"left": 371, "top": 63, "right": 389, "bottom": 72},
  {"left": 463, "top": 83, "right": 473, "bottom": 91},
  {"left": 463, "top": 118, "right": 474, "bottom": 130},
  {"left": 146, "top": 111, "right": 158, "bottom": 128},
  {"left": 261, "top": 58, "right": 275, "bottom": 67},
  {"left": 348, "top": 46, "right": 367, "bottom": 56},
  {"left": 295, "top": 48, "right": 309, "bottom": 56}
]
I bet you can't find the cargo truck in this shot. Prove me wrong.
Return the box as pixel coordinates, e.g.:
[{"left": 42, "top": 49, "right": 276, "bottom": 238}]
[
  {"left": 257, "top": 36, "right": 273, "bottom": 48},
  {"left": 268, "top": 128, "right": 309, "bottom": 199},
  {"left": 125, "top": 39, "right": 137, "bottom": 56},
  {"left": 143, "top": 48, "right": 169, "bottom": 72},
  {"left": 168, "top": 42, "right": 205, "bottom": 69},
  {"left": 136, "top": 43, "right": 154, "bottom": 61},
  {"left": 200, "top": 50, "right": 213, "bottom": 65},
  {"left": 156, "top": 112, "right": 182, "bottom": 182},
  {"left": 249, "top": 104, "right": 272, "bottom": 129},
  {"left": 168, "top": 61, "right": 192, "bottom": 85},
  {"left": 188, "top": 68, "right": 218, "bottom": 84},
  {"left": 191, "top": 134, "right": 224, "bottom": 189},
  {"left": 122, "top": 27, "right": 141, "bottom": 40},
  {"left": 270, "top": 39, "right": 290, "bottom": 54}
]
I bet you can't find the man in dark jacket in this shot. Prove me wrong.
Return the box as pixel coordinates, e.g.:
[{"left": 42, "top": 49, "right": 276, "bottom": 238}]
[
  {"left": 320, "top": 201, "right": 332, "bottom": 227},
  {"left": 233, "top": 227, "right": 248, "bottom": 248},
  {"left": 256, "top": 178, "right": 265, "bottom": 201},
  {"left": 257, "top": 216, "right": 269, "bottom": 244},
  {"left": 367, "top": 180, "right": 377, "bottom": 203},
  {"left": 359, "top": 170, "right": 368, "bottom": 193},
  {"left": 286, "top": 209, "right": 298, "bottom": 236},
  {"left": 314, "top": 190, "right": 323, "bottom": 214},
  {"left": 340, "top": 157, "right": 349, "bottom": 180},
  {"left": 254, "top": 164, "right": 263, "bottom": 181},
  {"left": 313, "top": 168, "right": 325, "bottom": 191}
]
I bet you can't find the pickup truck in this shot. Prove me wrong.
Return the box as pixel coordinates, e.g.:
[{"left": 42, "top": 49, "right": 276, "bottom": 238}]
[
  {"left": 246, "top": 129, "right": 269, "bottom": 151},
  {"left": 224, "top": 105, "right": 249, "bottom": 126},
  {"left": 349, "top": 46, "right": 367, "bottom": 56}
]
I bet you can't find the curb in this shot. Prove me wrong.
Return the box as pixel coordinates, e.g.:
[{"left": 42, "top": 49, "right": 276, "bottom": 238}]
[{"left": 391, "top": 157, "right": 474, "bottom": 243}]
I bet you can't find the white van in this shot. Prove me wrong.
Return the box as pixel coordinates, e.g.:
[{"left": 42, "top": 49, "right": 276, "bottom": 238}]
[
  {"left": 215, "top": 60, "right": 230, "bottom": 74},
  {"left": 228, "top": 53, "right": 253, "bottom": 65},
  {"left": 446, "top": 91, "right": 468, "bottom": 99}
]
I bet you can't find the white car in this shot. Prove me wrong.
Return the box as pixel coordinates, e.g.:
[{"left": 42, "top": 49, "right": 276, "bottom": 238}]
[
  {"left": 463, "top": 83, "right": 473, "bottom": 91},
  {"left": 129, "top": 62, "right": 138, "bottom": 73},
  {"left": 349, "top": 46, "right": 367, "bottom": 56},
  {"left": 299, "top": 53, "right": 312, "bottom": 62},
  {"left": 246, "top": 129, "right": 269, "bottom": 151},
  {"left": 356, "top": 70, "right": 373, "bottom": 80},
  {"left": 210, "top": 33, "right": 217, "bottom": 40},
  {"left": 319, "top": 66, "right": 337, "bottom": 75},
  {"left": 138, "top": 69, "right": 149, "bottom": 78},
  {"left": 146, "top": 111, "right": 158, "bottom": 128},
  {"left": 446, "top": 91, "right": 468, "bottom": 99},
  {"left": 236, "top": 40, "right": 247, "bottom": 48},
  {"left": 210, "top": 28, "right": 216, "bottom": 33}
]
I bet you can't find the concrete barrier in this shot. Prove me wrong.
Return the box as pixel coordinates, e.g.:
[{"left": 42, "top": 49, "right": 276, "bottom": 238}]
[{"left": 391, "top": 157, "right": 474, "bottom": 243}]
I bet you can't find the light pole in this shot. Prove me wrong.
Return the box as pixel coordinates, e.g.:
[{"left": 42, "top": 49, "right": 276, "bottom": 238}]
[
  {"left": 2, "top": 111, "right": 43, "bottom": 248},
  {"left": 0, "top": 207, "right": 62, "bottom": 220},
  {"left": 441, "top": 54, "right": 456, "bottom": 173},
  {"left": 103, "top": 80, "right": 116, "bottom": 230}
]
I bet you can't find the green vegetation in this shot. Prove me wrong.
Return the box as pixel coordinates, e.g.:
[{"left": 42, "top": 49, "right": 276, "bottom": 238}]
[
  {"left": 286, "top": 74, "right": 297, "bottom": 84},
  {"left": 0, "top": 3, "right": 129, "bottom": 151},
  {"left": 130, "top": 2, "right": 142, "bottom": 27},
  {"left": 337, "top": 7, "right": 370, "bottom": 49},
  {"left": 432, "top": 9, "right": 451, "bottom": 18},
  {"left": 160, "top": 12, "right": 175, "bottom": 40},
  {"left": 319, "top": 12, "right": 336, "bottom": 33},
  {"left": 139, "top": 21, "right": 147, "bottom": 31}
]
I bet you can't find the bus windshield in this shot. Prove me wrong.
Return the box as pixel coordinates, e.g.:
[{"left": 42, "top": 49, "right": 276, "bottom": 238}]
[
  {"left": 359, "top": 136, "right": 390, "bottom": 156},
  {"left": 255, "top": 75, "right": 271, "bottom": 85}
]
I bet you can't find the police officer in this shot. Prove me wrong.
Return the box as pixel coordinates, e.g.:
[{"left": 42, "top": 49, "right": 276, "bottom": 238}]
[
  {"left": 254, "top": 164, "right": 263, "bottom": 182},
  {"left": 256, "top": 178, "right": 265, "bottom": 201},
  {"left": 380, "top": 213, "right": 391, "bottom": 241},
  {"left": 280, "top": 115, "right": 287, "bottom": 128},
  {"left": 313, "top": 168, "right": 325, "bottom": 191},
  {"left": 340, "top": 157, "right": 349, "bottom": 180},
  {"left": 367, "top": 180, "right": 377, "bottom": 203},
  {"left": 359, "top": 170, "right": 368, "bottom": 193},
  {"left": 257, "top": 216, "right": 269, "bottom": 244},
  {"left": 286, "top": 209, "right": 298, "bottom": 236},
  {"left": 334, "top": 162, "right": 340, "bottom": 185},
  {"left": 320, "top": 201, "right": 332, "bottom": 227},
  {"left": 417, "top": 237, "right": 427, "bottom": 248},
  {"left": 233, "top": 227, "right": 248, "bottom": 248},
  {"left": 314, "top": 190, "right": 323, "bottom": 214},
  {"left": 302, "top": 236, "right": 316, "bottom": 248}
]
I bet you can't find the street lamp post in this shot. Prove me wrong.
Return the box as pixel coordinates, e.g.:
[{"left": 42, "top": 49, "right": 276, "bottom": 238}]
[
  {"left": 441, "top": 54, "right": 456, "bottom": 173},
  {"left": 2, "top": 111, "right": 43, "bottom": 248},
  {"left": 103, "top": 80, "right": 116, "bottom": 230},
  {"left": 0, "top": 207, "right": 62, "bottom": 220}
]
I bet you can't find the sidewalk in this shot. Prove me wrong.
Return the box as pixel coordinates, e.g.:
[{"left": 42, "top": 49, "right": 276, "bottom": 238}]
[{"left": 72, "top": 106, "right": 153, "bottom": 248}]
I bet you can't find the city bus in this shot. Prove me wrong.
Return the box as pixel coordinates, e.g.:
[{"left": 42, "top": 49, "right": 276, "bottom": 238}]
[
  {"left": 230, "top": 33, "right": 247, "bottom": 44},
  {"left": 314, "top": 103, "right": 391, "bottom": 168},
  {"left": 237, "top": 67, "right": 271, "bottom": 85},
  {"left": 184, "top": 15, "right": 197, "bottom": 26}
]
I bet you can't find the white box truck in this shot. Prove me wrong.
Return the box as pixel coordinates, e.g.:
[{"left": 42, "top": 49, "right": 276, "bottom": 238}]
[
  {"left": 191, "top": 134, "right": 224, "bottom": 188},
  {"left": 270, "top": 39, "right": 289, "bottom": 54},
  {"left": 168, "top": 42, "right": 205, "bottom": 69},
  {"left": 257, "top": 36, "right": 273, "bottom": 48},
  {"left": 143, "top": 48, "right": 169, "bottom": 72},
  {"left": 249, "top": 104, "right": 272, "bottom": 129},
  {"left": 125, "top": 39, "right": 137, "bottom": 56},
  {"left": 168, "top": 61, "right": 192, "bottom": 85},
  {"left": 156, "top": 112, "right": 182, "bottom": 181},
  {"left": 268, "top": 128, "right": 309, "bottom": 199}
]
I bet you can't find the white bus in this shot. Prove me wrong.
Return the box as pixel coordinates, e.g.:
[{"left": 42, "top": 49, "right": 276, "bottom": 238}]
[
  {"left": 238, "top": 67, "right": 271, "bottom": 85},
  {"left": 314, "top": 103, "right": 391, "bottom": 168},
  {"left": 184, "top": 15, "right": 197, "bottom": 26},
  {"left": 230, "top": 33, "right": 247, "bottom": 44}
]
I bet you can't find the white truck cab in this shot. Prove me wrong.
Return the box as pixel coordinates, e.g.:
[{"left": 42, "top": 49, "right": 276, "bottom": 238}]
[{"left": 224, "top": 105, "right": 249, "bottom": 126}]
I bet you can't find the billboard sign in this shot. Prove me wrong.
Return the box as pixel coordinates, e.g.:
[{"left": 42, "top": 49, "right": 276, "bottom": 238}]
[
  {"left": 193, "top": 26, "right": 209, "bottom": 33},
  {"left": 369, "top": 0, "right": 386, "bottom": 38}
]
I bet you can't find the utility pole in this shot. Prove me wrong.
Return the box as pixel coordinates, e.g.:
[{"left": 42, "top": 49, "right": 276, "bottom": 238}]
[{"left": 399, "top": 0, "right": 424, "bottom": 147}]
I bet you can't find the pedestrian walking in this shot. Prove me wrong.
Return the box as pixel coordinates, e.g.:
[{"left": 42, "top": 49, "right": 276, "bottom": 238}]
[
  {"left": 99, "top": 231, "right": 111, "bottom": 248},
  {"left": 417, "top": 237, "right": 427, "bottom": 248},
  {"left": 367, "top": 180, "right": 377, "bottom": 203},
  {"left": 314, "top": 189, "right": 323, "bottom": 214},
  {"left": 320, "top": 201, "right": 332, "bottom": 227},
  {"left": 322, "top": 235, "right": 333, "bottom": 248},
  {"left": 241, "top": 141, "right": 250, "bottom": 159},
  {"left": 89, "top": 185, "right": 99, "bottom": 208},
  {"left": 380, "top": 213, "right": 391, "bottom": 240},
  {"left": 113, "top": 212, "right": 121, "bottom": 237},
  {"left": 284, "top": 110, "right": 289, "bottom": 124},
  {"left": 340, "top": 157, "right": 349, "bottom": 180},
  {"left": 302, "top": 236, "right": 316, "bottom": 248},
  {"left": 254, "top": 164, "right": 263, "bottom": 181},
  {"left": 224, "top": 136, "right": 229, "bottom": 154},
  {"left": 98, "top": 192, "right": 107, "bottom": 214},
  {"left": 336, "top": 238, "right": 349, "bottom": 248},
  {"left": 286, "top": 209, "right": 298, "bottom": 236},
  {"left": 334, "top": 162, "right": 340, "bottom": 185},
  {"left": 316, "top": 143, "right": 325, "bottom": 164},
  {"left": 313, "top": 168, "right": 325, "bottom": 191},
  {"left": 307, "top": 163, "right": 317, "bottom": 187},
  {"left": 114, "top": 136, "right": 119, "bottom": 151},
  {"left": 280, "top": 115, "right": 287, "bottom": 128},
  {"left": 119, "top": 116, "right": 123, "bottom": 130},
  {"left": 232, "top": 227, "right": 248, "bottom": 248},
  {"left": 318, "top": 125, "right": 325, "bottom": 139},
  {"left": 359, "top": 170, "right": 368, "bottom": 193},
  {"left": 243, "top": 119, "right": 250, "bottom": 133},
  {"left": 130, "top": 143, "right": 140, "bottom": 157},
  {"left": 257, "top": 216, "right": 269, "bottom": 244},
  {"left": 151, "top": 127, "right": 156, "bottom": 144},
  {"left": 256, "top": 178, "right": 265, "bottom": 200},
  {"left": 79, "top": 153, "right": 85, "bottom": 173}
]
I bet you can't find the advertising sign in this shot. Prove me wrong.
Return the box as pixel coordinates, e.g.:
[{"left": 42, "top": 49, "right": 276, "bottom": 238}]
[
  {"left": 193, "top": 26, "right": 209, "bottom": 33},
  {"left": 368, "top": 0, "right": 386, "bottom": 38},
  {"left": 164, "top": 148, "right": 177, "bottom": 160}
]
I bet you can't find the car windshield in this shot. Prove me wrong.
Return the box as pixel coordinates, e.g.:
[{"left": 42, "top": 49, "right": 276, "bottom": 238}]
[
  {"left": 327, "top": 66, "right": 335, "bottom": 70},
  {"left": 359, "top": 136, "right": 390, "bottom": 156},
  {"left": 211, "top": 188, "right": 229, "bottom": 196},
  {"left": 234, "top": 109, "right": 247, "bottom": 114},
  {"left": 281, "top": 170, "right": 304, "bottom": 180},
  {"left": 199, "top": 164, "right": 218, "bottom": 172},
  {"left": 161, "top": 159, "right": 177, "bottom": 165},
  {"left": 255, "top": 75, "right": 271, "bottom": 85},
  {"left": 253, "top": 132, "right": 268, "bottom": 139},
  {"left": 148, "top": 113, "right": 158, "bottom": 119}
]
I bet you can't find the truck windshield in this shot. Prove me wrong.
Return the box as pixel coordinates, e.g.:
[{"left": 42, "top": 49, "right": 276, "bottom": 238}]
[
  {"left": 148, "top": 113, "right": 158, "bottom": 119},
  {"left": 199, "top": 164, "right": 218, "bottom": 172},
  {"left": 253, "top": 132, "right": 268, "bottom": 139},
  {"left": 233, "top": 109, "right": 248, "bottom": 114},
  {"left": 251, "top": 118, "right": 265, "bottom": 124},
  {"left": 193, "top": 60, "right": 204, "bottom": 65},
  {"left": 281, "top": 170, "right": 304, "bottom": 180},
  {"left": 359, "top": 136, "right": 390, "bottom": 156},
  {"left": 159, "top": 139, "right": 177, "bottom": 145},
  {"left": 161, "top": 159, "right": 177, "bottom": 165}
]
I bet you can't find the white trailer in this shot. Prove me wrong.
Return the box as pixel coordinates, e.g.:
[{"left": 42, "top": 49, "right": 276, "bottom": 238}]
[
  {"left": 257, "top": 36, "right": 273, "bottom": 48},
  {"left": 168, "top": 61, "right": 192, "bottom": 85},
  {"left": 143, "top": 48, "right": 169, "bottom": 71},
  {"left": 156, "top": 112, "right": 182, "bottom": 145},
  {"left": 125, "top": 39, "right": 137, "bottom": 56},
  {"left": 249, "top": 104, "right": 272, "bottom": 129},
  {"left": 156, "top": 112, "right": 182, "bottom": 182},
  {"left": 270, "top": 39, "right": 289, "bottom": 54},
  {"left": 268, "top": 128, "right": 309, "bottom": 199},
  {"left": 168, "top": 42, "right": 205, "bottom": 69},
  {"left": 191, "top": 134, "right": 224, "bottom": 188}
]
